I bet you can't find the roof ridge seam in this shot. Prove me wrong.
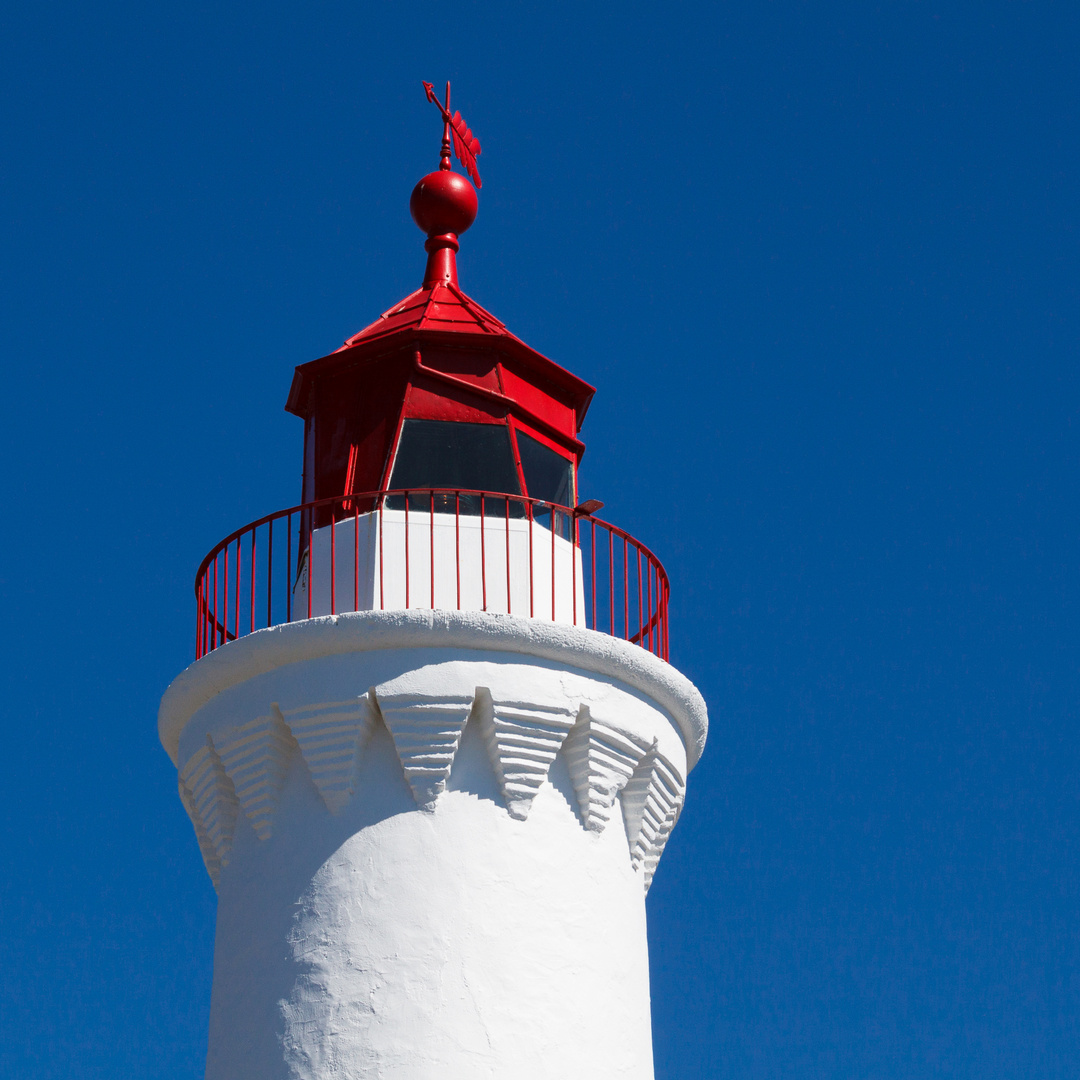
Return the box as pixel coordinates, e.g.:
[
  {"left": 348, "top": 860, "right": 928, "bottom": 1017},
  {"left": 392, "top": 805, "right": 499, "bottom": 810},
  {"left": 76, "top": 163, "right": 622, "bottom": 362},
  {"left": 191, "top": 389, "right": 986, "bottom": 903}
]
[{"left": 445, "top": 282, "right": 507, "bottom": 333}]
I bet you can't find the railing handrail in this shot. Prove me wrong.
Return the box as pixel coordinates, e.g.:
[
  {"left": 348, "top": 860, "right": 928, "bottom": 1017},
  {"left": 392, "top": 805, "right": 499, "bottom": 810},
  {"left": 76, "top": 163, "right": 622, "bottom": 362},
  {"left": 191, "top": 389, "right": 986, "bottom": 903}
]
[{"left": 194, "top": 487, "right": 670, "bottom": 662}]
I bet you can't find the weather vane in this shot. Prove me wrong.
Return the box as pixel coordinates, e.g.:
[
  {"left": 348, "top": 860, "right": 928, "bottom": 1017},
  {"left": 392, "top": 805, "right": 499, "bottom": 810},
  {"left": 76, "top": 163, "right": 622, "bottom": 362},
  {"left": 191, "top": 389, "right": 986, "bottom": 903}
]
[{"left": 422, "top": 80, "right": 482, "bottom": 189}]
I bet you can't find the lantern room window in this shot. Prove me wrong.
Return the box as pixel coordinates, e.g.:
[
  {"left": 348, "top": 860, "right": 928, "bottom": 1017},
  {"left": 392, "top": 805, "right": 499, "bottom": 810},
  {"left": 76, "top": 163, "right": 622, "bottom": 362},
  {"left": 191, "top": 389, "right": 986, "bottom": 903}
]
[
  {"left": 390, "top": 418, "right": 521, "bottom": 492},
  {"left": 385, "top": 418, "right": 577, "bottom": 522},
  {"left": 389, "top": 418, "right": 521, "bottom": 513},
  {"left": 516, "top": 430, "right": 574, "bottom": 508}
]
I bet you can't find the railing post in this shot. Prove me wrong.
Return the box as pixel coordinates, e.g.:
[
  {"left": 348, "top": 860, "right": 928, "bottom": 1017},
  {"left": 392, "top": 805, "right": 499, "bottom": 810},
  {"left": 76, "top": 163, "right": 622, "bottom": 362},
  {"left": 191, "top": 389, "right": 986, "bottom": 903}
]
[
  {"left": 286, "top": 513, "right": 292, "bottom": 623},
  {"left": 234, "top": 539, "right": 241, "bottom": 641},
  {"left": 647, "top": 563, "right": 654, "bottom": 655},
  {"left": 590, "top": 518, "right": 596, "bottom": 632},
  {"left": 222, "top": 548, "right": 229, "bottom": 646},
  {"left": 551, "top": 504, "right": 556, "bottom": 622},
  {"left": 267, "top": 521, "right": 274, "bottom": 630},
  {"left": 250, "top": 529, "right": 256, "bottom": 635},
  {"left": 480, "top": 493, "right": 487, "bottom": 611},
  {"left": 571, "top": 511, "right": 577, "bottom": 627},
  {"left": 608, "top": 528, "right": 615, "bottom": 638},
  {"left": 330, "top": 506, "right": 336, "bottom": 616},
  {"left": 528, "top": 499, "right": 534, "bottom": 618},
  {"left": 638, "top": 547, "right": 644, "bottom": 645},
  {"left": 214, "top": 557, "right": 219, "bottom": 649}
]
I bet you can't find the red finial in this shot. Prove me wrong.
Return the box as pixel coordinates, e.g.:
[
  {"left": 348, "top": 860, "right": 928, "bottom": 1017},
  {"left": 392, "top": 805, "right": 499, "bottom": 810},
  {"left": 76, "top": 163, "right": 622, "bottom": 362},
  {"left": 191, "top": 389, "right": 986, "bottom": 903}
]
[{"left": 413, "top": 81, "right": 482, "bottom": 288}]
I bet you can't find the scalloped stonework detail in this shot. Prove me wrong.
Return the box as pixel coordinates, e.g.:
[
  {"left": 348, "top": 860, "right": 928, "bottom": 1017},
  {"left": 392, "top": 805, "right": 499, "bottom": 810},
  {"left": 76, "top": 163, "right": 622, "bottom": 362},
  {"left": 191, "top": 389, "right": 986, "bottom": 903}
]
[
  {"left": 620, "top": 744, "right": 685, "bottom": 893},
  {"left": 564, "top": 707, "right": 649, "bottom": 833},
  {"left": 375, "top": 691, "right": 472, "bottom": 810},
  {"left": 180, "top": 738, "right": 240, "bottom": 878},
  {"left": 280, "top": 696, "right": 376, "bottom": 814},
  {"left": 173, "top": 681, "right": 694, "bottom": 894},
  {"left": 641, "top": 797, "right": 683, "bottom": 892},
  {"left": 480, "top": 690, "right": 577, "bottom": 820},
  {"left": 215, "top": 712, "right": 296, "bottom": 840},
  {"left": 178, "top": 777, "right": 224, "bottom": 887}
]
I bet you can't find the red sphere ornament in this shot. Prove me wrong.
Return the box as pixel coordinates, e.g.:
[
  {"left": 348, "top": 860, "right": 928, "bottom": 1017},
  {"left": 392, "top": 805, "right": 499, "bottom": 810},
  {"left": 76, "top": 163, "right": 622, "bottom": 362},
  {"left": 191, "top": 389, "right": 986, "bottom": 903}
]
[{"left": 410, "top": 170, "right": 478, "bottom": 237}]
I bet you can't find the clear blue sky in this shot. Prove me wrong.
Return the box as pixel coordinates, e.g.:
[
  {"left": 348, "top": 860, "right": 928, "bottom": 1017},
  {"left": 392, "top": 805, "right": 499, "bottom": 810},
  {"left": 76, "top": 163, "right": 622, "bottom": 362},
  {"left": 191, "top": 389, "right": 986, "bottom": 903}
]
[{"left": 2, "top": 2, "right": 1078, "bottom": 1077}]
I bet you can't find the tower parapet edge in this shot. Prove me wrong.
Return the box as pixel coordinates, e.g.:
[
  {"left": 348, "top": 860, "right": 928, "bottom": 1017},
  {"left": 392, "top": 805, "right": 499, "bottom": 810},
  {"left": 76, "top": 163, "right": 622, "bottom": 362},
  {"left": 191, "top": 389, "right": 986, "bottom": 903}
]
[{"left": 160, "top": 86, "right": 708, "bottom": 1080}]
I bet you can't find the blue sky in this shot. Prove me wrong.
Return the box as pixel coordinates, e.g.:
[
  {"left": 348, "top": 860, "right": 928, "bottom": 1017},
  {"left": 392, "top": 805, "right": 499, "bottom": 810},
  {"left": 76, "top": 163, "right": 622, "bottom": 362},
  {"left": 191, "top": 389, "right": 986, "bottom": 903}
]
[{"left": 2, "top": 2, "right": 1078, "bottom": 1077}]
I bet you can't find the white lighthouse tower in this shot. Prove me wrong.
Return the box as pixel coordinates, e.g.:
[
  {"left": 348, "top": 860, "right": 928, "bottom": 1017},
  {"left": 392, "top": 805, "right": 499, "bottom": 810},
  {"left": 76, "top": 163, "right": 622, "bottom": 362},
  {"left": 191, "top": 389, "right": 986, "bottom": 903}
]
[{"left": 159, "top": 85, "right": 708, "bottom": 1080}]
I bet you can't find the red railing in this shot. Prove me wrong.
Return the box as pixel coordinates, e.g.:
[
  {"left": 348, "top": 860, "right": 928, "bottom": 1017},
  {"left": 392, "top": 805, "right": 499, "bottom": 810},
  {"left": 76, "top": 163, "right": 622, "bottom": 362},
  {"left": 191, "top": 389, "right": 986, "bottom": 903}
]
[{"left": 194, "top": 489, "right": 670, "bottom": 662}]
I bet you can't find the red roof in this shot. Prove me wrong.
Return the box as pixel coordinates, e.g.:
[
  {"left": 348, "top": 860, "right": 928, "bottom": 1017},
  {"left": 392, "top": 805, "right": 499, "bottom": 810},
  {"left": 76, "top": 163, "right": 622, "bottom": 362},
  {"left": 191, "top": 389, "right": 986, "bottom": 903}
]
[
  {"left": 287, "top": 281, "right": 595, "bottom": 432},
  {"left": 337, "top": 280, "right": 517, "bottom": 349}
]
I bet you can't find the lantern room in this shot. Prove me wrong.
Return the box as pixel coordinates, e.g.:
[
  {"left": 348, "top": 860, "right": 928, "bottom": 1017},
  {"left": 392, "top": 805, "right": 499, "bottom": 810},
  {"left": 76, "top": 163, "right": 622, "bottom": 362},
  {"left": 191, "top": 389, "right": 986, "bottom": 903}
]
[{"left": 284, "top": 170, "right": 595, "bottom": 522}]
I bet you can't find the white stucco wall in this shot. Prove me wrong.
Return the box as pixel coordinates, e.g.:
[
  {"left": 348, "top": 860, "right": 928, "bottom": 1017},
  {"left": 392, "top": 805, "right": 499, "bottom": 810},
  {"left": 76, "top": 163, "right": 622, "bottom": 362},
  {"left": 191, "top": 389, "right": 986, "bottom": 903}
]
[
  {"left": 293, "top": 510, "right": 586, "bottom": 623},
  {"left": 160, "top": 610, "right": 708, "bottom": 1080}
]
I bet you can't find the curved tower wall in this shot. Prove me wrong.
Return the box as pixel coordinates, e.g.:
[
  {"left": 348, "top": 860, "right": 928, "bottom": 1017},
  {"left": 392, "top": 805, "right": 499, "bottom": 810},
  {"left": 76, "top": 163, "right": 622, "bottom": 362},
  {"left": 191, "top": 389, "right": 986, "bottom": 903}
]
[{"left": 160, "top": 610, "right": 706, "bottom": 1079}]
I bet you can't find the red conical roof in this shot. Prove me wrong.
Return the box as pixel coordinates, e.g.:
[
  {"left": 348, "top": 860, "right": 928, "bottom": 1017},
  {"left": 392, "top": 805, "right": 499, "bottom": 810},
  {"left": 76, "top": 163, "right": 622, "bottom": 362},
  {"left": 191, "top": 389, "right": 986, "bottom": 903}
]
[
  {"left": 338, "top": 279, "right": 515, "bottom": 349},
  {"left": 286, "top": 278, "right": 594, "bottom": 434}
]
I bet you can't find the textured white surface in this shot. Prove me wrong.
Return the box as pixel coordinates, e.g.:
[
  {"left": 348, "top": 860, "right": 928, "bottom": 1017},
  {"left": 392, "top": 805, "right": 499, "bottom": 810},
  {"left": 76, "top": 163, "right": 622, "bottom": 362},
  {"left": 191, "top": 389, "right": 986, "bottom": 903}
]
[
  {"left": 481, "top": 691, "right": 577, "bottom": 819},
  {"left": 160, "top": 608, "right": 708, "bottom": 767},
  {"left": 160, "top": 610, "right": 708, "bottom": 1079},
  {"left": 622, "top": 745, "right": 685, "bottom": 892},
  {"left": 179, "top": 739, "right": 239, "bottom": 888},
  {"left": 214, "top": 711, "right": 294, "bottom": 840},
  {"left": 281, "top": 696, "right": 376, "bottom": 814},
  {"left": 375, "top": 685, "right": 472, "bottom": 809},
  {"left": 565, "top": 705, "right": 650, "bottom": 832},
  {"left": 207, "top": 739, "right": 656, "bottom": 1080}
]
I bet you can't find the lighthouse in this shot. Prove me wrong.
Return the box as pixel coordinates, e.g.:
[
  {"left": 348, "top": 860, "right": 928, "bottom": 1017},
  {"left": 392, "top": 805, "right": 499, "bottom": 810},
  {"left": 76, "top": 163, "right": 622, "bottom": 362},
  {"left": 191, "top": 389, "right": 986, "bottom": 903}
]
[{"left": 159, "top": 84, "right": 709, "bottom": 1080}]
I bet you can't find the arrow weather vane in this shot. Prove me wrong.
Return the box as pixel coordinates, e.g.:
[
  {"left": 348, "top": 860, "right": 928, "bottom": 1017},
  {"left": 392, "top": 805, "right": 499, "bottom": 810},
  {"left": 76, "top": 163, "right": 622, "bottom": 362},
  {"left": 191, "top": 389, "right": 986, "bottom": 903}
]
[{"left": 422, "top": 80, "right": 482, "bottom": 189}]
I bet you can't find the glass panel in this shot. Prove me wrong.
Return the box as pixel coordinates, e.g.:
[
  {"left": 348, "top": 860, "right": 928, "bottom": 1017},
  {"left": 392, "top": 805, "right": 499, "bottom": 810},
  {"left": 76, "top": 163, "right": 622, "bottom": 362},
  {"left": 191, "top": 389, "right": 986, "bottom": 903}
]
[
  {"left": 517, "top": 430, "right": 574, "bottom": 507},
  {"left": 388, "top": 419, "right": 522, "bottom": 515}
]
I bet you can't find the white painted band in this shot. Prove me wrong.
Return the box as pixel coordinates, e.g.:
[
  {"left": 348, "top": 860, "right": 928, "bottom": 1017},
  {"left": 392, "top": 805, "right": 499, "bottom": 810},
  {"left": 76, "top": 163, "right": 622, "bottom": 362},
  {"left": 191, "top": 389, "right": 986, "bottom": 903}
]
[{"left": 159, "top": 608, "right": 708, "bottom": 769}]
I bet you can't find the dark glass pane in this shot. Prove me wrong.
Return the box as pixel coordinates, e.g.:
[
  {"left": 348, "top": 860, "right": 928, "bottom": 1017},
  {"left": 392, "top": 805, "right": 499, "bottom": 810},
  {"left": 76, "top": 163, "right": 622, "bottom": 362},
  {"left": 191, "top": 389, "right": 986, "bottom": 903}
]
[
  {"left": 391, "top": 419, "right": 521, "bottom": 492},
  {"left": 388, "top": 419, "right": 522, "bottom": 516},
  {"left": 517, "top": 430, "right": 574, "bottom": 507}
]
